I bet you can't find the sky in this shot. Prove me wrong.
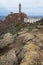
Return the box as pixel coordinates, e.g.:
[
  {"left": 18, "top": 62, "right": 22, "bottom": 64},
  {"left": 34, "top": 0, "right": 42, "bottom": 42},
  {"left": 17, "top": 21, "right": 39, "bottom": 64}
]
[{"left": 0, "top": 0, "right": 43, "bottom": 16}]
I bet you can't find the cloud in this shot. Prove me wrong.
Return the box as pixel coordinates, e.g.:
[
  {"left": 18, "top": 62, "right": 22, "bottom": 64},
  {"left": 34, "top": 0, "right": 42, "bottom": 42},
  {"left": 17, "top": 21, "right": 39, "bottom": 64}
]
[{"left": 0, "top": 0, "right": 43, "bottom": 16}]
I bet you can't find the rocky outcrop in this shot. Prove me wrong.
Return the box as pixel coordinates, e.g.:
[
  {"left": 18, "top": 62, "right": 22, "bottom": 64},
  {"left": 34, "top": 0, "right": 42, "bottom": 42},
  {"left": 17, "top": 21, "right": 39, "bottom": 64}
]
[
  {"left": 5, "top": 12, "right": 27, "bottom": 23},
  {"left": 0, "top": 29, "right": 43, "bottom": 65},
  {"left": 0, "top": 33, "right": 14, "bottom": 49},
  {"left": 0, "top": 12, "right": 28, "bottom": 34},
  {"left": 0, "top": 49, "right": 18, "bottom": 65},
  {"left": 20, "top": 50, "right": 41, "bottom": 65},
  {"left": 17, "top": 30, "right": 43, "bottom": 65}
]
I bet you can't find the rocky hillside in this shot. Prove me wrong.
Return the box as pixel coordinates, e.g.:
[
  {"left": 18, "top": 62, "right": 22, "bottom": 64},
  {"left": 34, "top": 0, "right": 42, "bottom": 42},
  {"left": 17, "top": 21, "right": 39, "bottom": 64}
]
[
  {"left": 35, "top": 18, "right": 43, "bottom": 25},
  {"left": 0, "top": 28, "right": 43, "bottom": 65},
  {"left": 0, "top": 12, "right": 43, "bottom": 65},
  {"left": 0, "top": 12, "right": 27, "bottom": 35}
]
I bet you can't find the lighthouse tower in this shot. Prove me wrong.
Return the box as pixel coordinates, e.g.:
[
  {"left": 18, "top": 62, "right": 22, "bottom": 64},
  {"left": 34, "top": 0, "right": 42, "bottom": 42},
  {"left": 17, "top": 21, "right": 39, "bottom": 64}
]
[{"left": 19, "top": 3, "right": 21, "bottom": 13}]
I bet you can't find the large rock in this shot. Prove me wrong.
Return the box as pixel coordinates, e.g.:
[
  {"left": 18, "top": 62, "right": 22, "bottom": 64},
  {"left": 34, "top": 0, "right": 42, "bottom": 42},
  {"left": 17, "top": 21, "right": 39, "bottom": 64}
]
[
  {"left": 39, "top": 50, "right": 43, "bottom": 65},
  {"left": 0, "top": 33, "right": 14, "bottom": 48},
  {"left": 23, "top": 33, "right": 34, "bottom": 42},
  {"left": 0, "top": 49, "right": 18, "bottom": 65},
  {"left": 18, "top": 42, "right": 40, "bottom": 62},
  {"left": 18, "top": 32, "right": 34, "bottom": 41},
  {"left": 20, "top": 51, "right": 41, "bottom": 65},
  {"left": 17, "top": 32, "right": 34, "bottom": 44}
]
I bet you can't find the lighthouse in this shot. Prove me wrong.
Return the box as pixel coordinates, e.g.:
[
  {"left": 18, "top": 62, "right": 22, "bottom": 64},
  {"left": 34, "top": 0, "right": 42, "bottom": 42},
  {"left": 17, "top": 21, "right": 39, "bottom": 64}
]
[{"left": 19, "top": 3, "right": 21, "bottom": 13}]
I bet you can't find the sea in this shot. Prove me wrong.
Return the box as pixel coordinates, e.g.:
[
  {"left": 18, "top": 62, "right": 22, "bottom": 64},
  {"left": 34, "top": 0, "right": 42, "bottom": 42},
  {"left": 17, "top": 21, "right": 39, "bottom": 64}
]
[
  {"left": 0, "top": 16, "right": 6, "bottom": 21},
  {"left": 0, "top": 16, "right": 43, "bottom": 21}
]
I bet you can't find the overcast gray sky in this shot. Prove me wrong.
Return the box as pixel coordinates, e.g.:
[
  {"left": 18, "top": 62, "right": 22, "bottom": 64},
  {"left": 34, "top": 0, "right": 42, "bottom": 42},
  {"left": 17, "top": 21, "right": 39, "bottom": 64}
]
[{"left": 0, "top": 0, "right": 43, "bottom": 16}]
